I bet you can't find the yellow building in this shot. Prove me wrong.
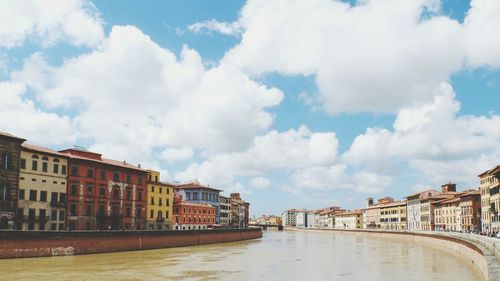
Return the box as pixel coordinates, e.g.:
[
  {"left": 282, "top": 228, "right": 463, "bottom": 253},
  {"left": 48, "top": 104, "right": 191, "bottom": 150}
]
[
  {"left": 334, "top": 210, "right": 362, "bottom": 229},
  {"left": 146, "top": 170, "right": 174, "bottom": 230},
  {"left": 379, "top": 201, "right": 407, "bottom": 230},
  {"left": 17, "top": 143, "right": 68, "bottom": 231}
]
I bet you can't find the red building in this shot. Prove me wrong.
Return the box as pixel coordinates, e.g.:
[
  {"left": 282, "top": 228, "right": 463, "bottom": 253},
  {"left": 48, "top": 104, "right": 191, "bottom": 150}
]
[
  {"left": 173, "top": 193, "right": 216, "bottom": 230},
  {"left": 60, "top": 148, "right": 147, "bottom": 230}
]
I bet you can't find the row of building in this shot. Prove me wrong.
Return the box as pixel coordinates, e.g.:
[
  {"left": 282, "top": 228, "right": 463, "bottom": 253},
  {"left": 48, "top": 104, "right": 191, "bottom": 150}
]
[
  {"left": 281, "top": 164, "right": 500, "bottom": 234},
  {"left": 0, "top": 131, "right": 249, "bottom": 231}
]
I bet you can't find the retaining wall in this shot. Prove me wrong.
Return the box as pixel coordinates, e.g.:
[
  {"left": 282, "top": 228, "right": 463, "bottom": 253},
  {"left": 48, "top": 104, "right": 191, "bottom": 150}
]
[{"left": 0, "top": 228, "right": 262, "bottom": 259}]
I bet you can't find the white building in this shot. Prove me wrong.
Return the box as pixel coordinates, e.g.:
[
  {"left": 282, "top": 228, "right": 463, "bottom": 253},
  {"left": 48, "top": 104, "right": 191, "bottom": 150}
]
[
  {"left": 306, "top": 212, "right": 315, "bottom": 228},
  {"left": 281, "top": 209, "right": 298, "bottom": 226},
  {"left": 405, "top": 189, "right": 440, "bottom": 231}
]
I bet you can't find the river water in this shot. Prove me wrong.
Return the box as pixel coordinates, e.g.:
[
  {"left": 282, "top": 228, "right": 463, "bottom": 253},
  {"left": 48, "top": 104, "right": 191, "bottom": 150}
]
[{"left": 0, "top": 230, "right": 483, "bottom": 281}]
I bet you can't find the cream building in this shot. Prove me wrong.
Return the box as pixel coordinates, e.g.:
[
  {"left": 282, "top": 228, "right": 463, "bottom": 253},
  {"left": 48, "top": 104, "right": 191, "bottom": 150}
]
[
  {"left": 434, "top": 196, "right": 461, "bottom": 231},
  {"left": 380, "top": 201, "right": 407, "bottom": 230},
  {"left": 17, "top": 143, "right": 68, "bottom": 231},
  {"left": 219, "top": 195, "right": 231, "bottom": 227},
  {"left": 480, "top": 165, "right": 500, "bottom": 233},
  {"left": 405, "top": 189, "right": 440, "bottom": 231},
  {"left": 335, "top": 211, "right": 362, "bottom": 229}
]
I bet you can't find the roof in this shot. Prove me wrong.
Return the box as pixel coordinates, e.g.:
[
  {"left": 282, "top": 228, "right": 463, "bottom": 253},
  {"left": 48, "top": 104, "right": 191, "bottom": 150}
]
[
  {"left": 177, "top": 201, "right": 215, "bottom": 208},
  {"left": 60, "top": 151, "right": 146, "bottom": 172},
  {"left": 459, "top": 189, "right": 480, "bottom": 197},
  {"left": 405, "top": 189, "right": 440, "bottom": 199},
  {"left": 176, "top": 181, "right": 221, "bottom": 192},
  {"left": 338, "top": 210, "right": 362, "bottom": 216},
  {"left": 479, "top": 165, "right": 500, "bottom": 177},
  {"left": 0, "top": 131, "right": 26, "bottom": 142},
  {"left": 380, "top": 200, "right": 407, "bottom": 208},
  {"left": 22, "top": 143, "right": 68, "bottom": 158}
]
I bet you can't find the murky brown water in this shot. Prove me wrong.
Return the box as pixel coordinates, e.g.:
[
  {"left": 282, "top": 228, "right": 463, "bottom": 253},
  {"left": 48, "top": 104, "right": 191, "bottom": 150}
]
[{"left": 0, "top": 230, "right": 483, "bottom": 281}]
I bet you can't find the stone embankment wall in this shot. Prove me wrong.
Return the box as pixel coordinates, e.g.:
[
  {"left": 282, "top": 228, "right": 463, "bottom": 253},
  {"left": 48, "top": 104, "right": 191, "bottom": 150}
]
[
  {"left": 324, "top": 229, "right": 492, "bottom": 281},
  {"left": 0, "top": 228, "right": 262, "bottom": 259}
]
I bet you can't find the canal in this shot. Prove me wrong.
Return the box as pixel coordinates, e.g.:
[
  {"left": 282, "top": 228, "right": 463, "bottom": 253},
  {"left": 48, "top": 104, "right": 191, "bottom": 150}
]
[{"left": 0, "top": 230, "right": 483, "bottom": 280}]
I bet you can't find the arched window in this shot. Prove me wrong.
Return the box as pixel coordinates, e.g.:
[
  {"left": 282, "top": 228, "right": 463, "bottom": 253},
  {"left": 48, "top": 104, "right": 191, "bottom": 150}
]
[
  {"left": 113, "top": 186, "right": 120, "bottom": 199},
  {"left": 158, "top": 210, "right": 163, "bottom": 220},
  {"left": 0, "top": 182, "right": 9, "bottom": 201},
  {"left": 32, "top": 154, "right": 39, "bottom": 159},
  {"left": 42, "top": 156, "right": 49, "bottom": 161},
  {"left": 53, "top": 158, "right": 60, "bottom": 163}
]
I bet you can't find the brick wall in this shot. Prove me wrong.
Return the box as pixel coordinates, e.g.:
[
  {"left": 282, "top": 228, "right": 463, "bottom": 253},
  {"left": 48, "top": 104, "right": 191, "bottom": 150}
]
[{"left": 0, "top": 228, "right": 262, "bottom": 259}]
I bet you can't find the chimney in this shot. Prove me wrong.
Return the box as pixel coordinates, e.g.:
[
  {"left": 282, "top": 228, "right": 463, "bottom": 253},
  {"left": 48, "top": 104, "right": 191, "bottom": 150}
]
[
  {"left": 367, "top": 197, "right": 374, "bottom": 207},
  {"left": 442, "top": 183, "right": 456, "bottom": 193}
]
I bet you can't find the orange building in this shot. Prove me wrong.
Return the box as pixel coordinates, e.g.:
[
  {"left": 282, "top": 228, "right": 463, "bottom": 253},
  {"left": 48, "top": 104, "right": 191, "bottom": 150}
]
[{"left": 173, "top": 194, "right": 216, "bottom": 230}]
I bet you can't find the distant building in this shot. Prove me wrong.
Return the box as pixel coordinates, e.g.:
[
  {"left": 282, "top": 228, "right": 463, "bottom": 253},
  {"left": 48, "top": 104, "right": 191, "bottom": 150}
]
[
  {"left": 230, "top": 193, "right": 249, "bottom": 228},
  {"left": 362, "top": 197, "right": 394, "bottom": 229},
  {"left": 479, "top": 165, "right": 500, "bottom": 234},
  {"left": 0, "top": 131, "right": 25, "bottom": 230},
  {"left": 175, "top": 180, "right": 221, "bottom": 224},
  {"left": 335, "top": 210, "right": 362, "bottom": 229},
  {"left": 17, "top": 143, "right": 68, "bottom": 231},
  {"left": 281, "top": 209, "right": 298, "bottom": 226},
  {"left": 146, "top": 170, "right": 174, "bottom": 230},
  {"left": 173, "top": 194, "right": 216, "bottom": 230},
  {"left": 405, "top": 189, "right": 440, "bottom": 231},
  {"left": 458, "top": 190, "right": 481, "bottom": 232},
  {"left": 219, "top": 195, "right": 231, "bottom": 227},
  {"left": 295, "top": 210, "right": 309, "bottom": 228},
  {"left": 380, "top": 201, "right": 407, "bottom": 230}
]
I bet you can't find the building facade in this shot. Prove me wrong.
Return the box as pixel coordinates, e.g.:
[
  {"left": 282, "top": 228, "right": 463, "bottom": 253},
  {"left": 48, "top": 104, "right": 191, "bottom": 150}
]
[
  {"left": 173, "top": 195, "right": 216, "bottom": 230},
  {"left": 0, "top": 132, "right": 25, "bottom": 230},
  {"left": 405, "top": 189, "right": 440, "bottom": 231},
  {"left": 295, "top": 210, "right": 310, "bottom": 228},
  {"left": 335, "top": 211, "right": 362, "bottom": 229},
  {"left": 281, "top": 209, "right": 298, "bottom": 226},
  {"left": 17, "top": 143, "right": 67, "bottom": 231},
  {"left": 146, "top": 170, "right": 174, "bottom": 230},
  {"left": 380, "top": 201, "right": 407, "bottom": 230},
  {"left": 459, "top": 190, "right": 481, "bottom": 232},
  {"left": 480, "top": 165, "right": 500, "bottom": 233},
  {"left": 219, "top": 195, "right": 231, "bottom": 227},
  {"left": 230, "top": 193, "right": 249, "bottom": 228},
  {"left": 175, "top": 181, "right": 221, "bottom": 224},
  {"left": 434, "top": 196, "right": 461, "bottom": 231},
  {"left": 61, "top": 148, "right": 147, "bottom": 231}
]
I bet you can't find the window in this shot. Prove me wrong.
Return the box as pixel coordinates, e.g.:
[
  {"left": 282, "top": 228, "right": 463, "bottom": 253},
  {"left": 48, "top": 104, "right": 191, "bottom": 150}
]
[
  {"left": 126, "top": 174, "right": 131, "bottom": 183},
  {"left": 71, "top": 183, "right": 78, "bottom": 195},
  {"left": 126, "top": 190, "right": 131, "bottom": 200},
  {"left": 137, "top": 190, "right": 142, "bottom": 201},
  {"left": 51, "top": 210, "right": 58, "bottom": 221},
  {"left": 42, "top": 161, "right": 48, "bottom": 172},
  {"left": 136, "top": 207, "right": 142, "bottom": 218},
  {"left": 98, "top": 205, "right": 105, "bottom": 215},
  {"left": 1, "top": 152, "right": 12, "bottom": 170},
  {"left": 29, "top": 190, "right": 37, "bottom": 201},
  {"left": 166, "top": 211, "right": 169, "bottom": 218},
  {"left": 86, "top": 205, "right": 92, "bottom": 216},
  {"left": 155, "top": 175, "right": 158, "bottom": 182},
  {"left": 167, "top": 188, "right": 170, "bottom": 194},
  {"left": 70, "top": 204, "right": 77, "bottom": 216},
  {"left": 150, "top": 209, "right": 154, "bottom": 219},
  {"left": 86, "top": 184, "right": 94, "bottom": 195},
  {"left": 61, "top": 165, "right": 67, "bottom": 175},
  {"left": 126, "top": 206, "right": 131, "bottom": 217},
  {"left": 40, "top": 191, "right": 47, "bottom": 202},
  {"left": 71, "top": 166, "right": 78, "bottom": 176},
  {"left": 59, "top": 193, "right": 66, "bottom": 204},
  {"left": 99, "top": 186, "right": 106, "bottom": 197},
  {"left": 113, "top": 172, "right": 120, "bottom": 181},
  {"left": 87, "top": 167, "right": 94, "bottom": 178},
  {"left": 150, "top": 197, "right": 155, "bottom": 205},
  {"left": 158, "top": 210, "right": 163, "bottom": 219},
  {"left": 18, "top": 189, "right": 25, "bottom": 200},
  {"left": 113, "top": 187, "right": 120, "bottom": 199},
  {"left": 59, "top": 210, "right": 65, "bottom": 219},
  {"left": 159, "top": 198, "right": 162, "bottom": 206},
  {"left": 20, "top": 158, "right": 26, "bottom": 169},
  {"left": 100, "top": 169, "right": 106, "bottom": 180},
  {"left": 151, "top": 186, "right": 155, "bottom": 192},
  {"left": 159, "top": 187, "right": 163, "bottom": 194},
  {"left": 32, "top": 159, "right": 38, "bottom": 171},
  {"left": 138, "top": 176, "right": 143, "bottom": 184},
  {"left": 166, "top": 199, "right": 169, "bottom": 206},
  {"left": 53, "top": 163, "right": 59, "bottom": 174},
  {"left": 0, "top": 183, "right": 9, "bottom": 201},
  {"left": 51, "top": 223, "right": 57, "bottom": 230},
  {"left": 39, "top": 209, "right": 46, "bottom": 222}
]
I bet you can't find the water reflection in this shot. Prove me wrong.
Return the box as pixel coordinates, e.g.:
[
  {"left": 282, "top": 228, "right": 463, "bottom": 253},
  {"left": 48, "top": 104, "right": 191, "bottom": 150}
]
[{"left": 0, "top": 230, "right": 483, "bottom": 281}]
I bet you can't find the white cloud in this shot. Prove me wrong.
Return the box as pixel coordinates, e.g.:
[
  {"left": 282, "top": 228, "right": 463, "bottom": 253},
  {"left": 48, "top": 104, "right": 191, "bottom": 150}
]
[
  {"left": 0, "top": 81, "right": 76, "bottom": 146},
  {"left": 344, "top": 83, "right": 500, "bottom": 187},
  {"left": 222, "top": 0, "right": 464, "bottom": 114},
  {"left": 187, "top": 19, "right": 242, "bottom": 36},
  {"left": 10, "top": 25, "right": 283, "bottom": 165},
  {"left": 463, "top": 0, "right": 500, "bottom": 68},
  {"left": 0, "top": 0, "right": 104, "bottom": 48},
  {"left": 250, "top": 176, "right": 270, "bottom": 189},
  {"left": 175, "top": 126, "right": 339, "bottom": 186},
  {"left": 161, "top": 147, "right": 194, "bottom": 163}
]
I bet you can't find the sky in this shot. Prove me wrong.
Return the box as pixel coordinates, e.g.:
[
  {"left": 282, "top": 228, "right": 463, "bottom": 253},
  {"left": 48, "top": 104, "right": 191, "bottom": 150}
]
[{"left": 0, "top": 0, "right": 499, "bottom": 217}]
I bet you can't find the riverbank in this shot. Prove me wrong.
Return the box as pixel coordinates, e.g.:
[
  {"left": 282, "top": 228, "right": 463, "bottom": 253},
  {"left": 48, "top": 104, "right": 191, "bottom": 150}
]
[
  {"left": 290, "top": 227, "right": 499, "bottom": 281},
  {"left": 0, "top": 228, "right": 262, "bottom": 259}
]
